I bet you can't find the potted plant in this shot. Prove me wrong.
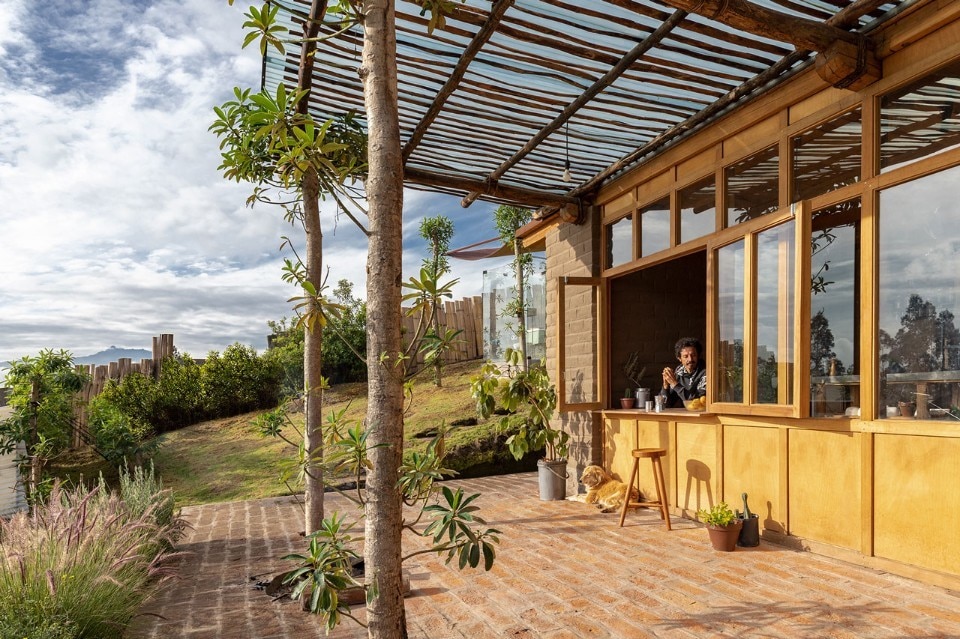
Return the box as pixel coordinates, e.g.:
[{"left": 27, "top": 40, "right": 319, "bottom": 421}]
[
  {"left": 622, "top": 351, "right": 647, "bottom": 403},
  {"left": 697, "top": 501, "right": 743, "bottom": 552},
  {"left": 471, "top": 348, "right": 569, "bottom": 500},
  {"left": 620, "top": 387, "right": 636, "bottom": 409}
]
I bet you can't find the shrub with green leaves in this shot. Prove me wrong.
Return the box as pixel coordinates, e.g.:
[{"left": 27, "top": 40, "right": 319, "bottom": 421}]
[
  {"left": 153, "top": 355, "right": 204, "bottom": 430},
  {"left": 94, "top": 345, "right": 282, "bottom": 436},
  {"left": 201, "top": 343, "right": 282, "bottom": 417},
  {"left": 86, "top": 396, "right": 157, "bottom": 465},
  {"left": 0, "top": 481, "right": 184, "bottom": 638}
]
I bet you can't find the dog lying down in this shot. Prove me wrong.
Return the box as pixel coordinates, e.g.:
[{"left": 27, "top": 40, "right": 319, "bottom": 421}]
[{"left": 567, "top": 465, "right": 639, "bottom": 513}]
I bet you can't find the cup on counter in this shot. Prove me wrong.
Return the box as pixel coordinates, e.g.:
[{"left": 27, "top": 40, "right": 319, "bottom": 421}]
[
  {"left": 654, "top": 395, "right": 664, "bottom": 413},
  {"left": 644, "top": 400, "right": 653, "bottom": 412}
]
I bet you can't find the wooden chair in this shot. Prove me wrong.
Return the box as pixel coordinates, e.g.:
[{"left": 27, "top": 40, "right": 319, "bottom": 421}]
[{"left": 618, "top": 447, "right": 671, "bottom": 530}]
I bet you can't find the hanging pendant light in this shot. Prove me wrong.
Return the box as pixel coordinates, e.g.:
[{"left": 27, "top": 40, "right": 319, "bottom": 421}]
[{"left": 562, "top": 122, "right": 572, "bottom": 183}]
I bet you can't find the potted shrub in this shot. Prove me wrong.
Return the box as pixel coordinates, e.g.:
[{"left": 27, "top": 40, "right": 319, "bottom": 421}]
[
  {"left": 620, "top": 387, "right": 636, "bottom": 409},
  {"left": 697, "top": 501, "right": 743, "bottom": 552},
  {"left": 471, "top": 348, "right": 569, "bottom": 500}
]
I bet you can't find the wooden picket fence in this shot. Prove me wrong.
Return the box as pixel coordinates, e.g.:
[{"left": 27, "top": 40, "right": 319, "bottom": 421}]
[
  {"left": 70, "top": 334, "right": 175, "bottom": 447},
  {"left": 65, "top": 295, "right": 484, "bottom": 447},
  {"left": 401, "top": 295, "right": 483, "bottom": 368}
]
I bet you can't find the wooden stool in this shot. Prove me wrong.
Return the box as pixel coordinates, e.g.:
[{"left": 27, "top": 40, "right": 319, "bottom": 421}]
[{"left": 618, "top": 448, "right": 671, "bottom": 530}]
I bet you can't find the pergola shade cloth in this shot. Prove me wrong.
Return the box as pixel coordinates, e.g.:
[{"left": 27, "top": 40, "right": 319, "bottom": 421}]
[{"left": 262, "top": 0, "right": 905, "bottom": 209}]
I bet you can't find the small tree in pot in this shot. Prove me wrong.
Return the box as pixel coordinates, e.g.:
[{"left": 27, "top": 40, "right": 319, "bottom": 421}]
[{"left": 471, "top": 348, "right": 569, "bottom": 499}]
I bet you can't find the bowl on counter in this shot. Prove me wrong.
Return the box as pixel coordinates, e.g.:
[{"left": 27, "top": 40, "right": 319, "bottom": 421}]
[{"left": 682, "top": 397, "right": 706, "bottom": 412}]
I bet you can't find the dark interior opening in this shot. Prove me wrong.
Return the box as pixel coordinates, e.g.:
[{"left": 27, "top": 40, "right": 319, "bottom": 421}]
[{"left": 609, "top": 251, "right": 707, "bottom": 406}]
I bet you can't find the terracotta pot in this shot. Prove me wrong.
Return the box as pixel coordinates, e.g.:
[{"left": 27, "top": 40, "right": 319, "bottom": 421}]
[
  {"left": 620, "top": 397, "right": 636, "bottom": 409},
  {"left": 706, "top": 520, "right": 743, "bottom": 552},
  {"left": 899, "top": 401, "right": 916, "bottom": 418}
]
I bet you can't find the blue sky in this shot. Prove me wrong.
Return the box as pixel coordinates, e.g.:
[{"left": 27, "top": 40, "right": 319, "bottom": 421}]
[{"left": 0, "top": 0, "right": 506, "bottom": 363}]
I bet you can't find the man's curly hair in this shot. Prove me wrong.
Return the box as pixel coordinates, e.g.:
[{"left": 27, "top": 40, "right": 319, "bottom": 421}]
[{"left": 674, "top": 337, "right": 703, "bottom": 360}]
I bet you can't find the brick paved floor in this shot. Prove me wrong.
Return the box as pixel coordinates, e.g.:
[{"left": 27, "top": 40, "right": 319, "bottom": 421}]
[{"left": 128, "top": 473, "right": 960, "bottom": 638}]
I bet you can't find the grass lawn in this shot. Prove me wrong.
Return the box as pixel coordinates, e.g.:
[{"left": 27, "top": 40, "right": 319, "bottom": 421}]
[{"left": 53, "top": 359, "right": 532, "bottom": 507}]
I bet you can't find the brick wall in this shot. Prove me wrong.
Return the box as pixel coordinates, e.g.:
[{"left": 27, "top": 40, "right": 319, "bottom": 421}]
[
  {"left": 546, "top": 207, "right": 601, "bottom": 493},
  {"left": 609, "top": 251, "right": 707, "bottom": 403}
]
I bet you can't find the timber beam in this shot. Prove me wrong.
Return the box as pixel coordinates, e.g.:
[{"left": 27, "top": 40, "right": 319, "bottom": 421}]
[
  {"left": 660, "top": 0, "right": 881, "bottom": 91},
  {"left": 403, "top": 167, "right": 579, "bottom": 208}
]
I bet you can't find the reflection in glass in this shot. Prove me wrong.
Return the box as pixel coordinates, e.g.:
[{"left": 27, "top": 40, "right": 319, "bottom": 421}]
[
  {"left": 717, "top": 240, "right": 744, "bottom": 403},
  {"left": 809, "top": 200, "right": 860, "bottom": 417},
  {"left": 679, "top": 175, "right": 716, "bottom": 243},
  {"left": 880, "top": 60, "right": 960, "bottom": 173},
  {"left": 792, "top": 108, "right": 861, "bottom": 201},
  {"left": 879, "top": 165, "right": 960, "bottom": 420},
  {"left": 756, "top": 221, "right": 795, "bottom": 404},
  {"left": 605, "top": 213, "right": 632, "bottom": 269},
  {"left": 725, "top": 145, "right": 779, "bottom": 226},
  {"left": 640, "top": 197, "right": 670, "bottom": 257}
]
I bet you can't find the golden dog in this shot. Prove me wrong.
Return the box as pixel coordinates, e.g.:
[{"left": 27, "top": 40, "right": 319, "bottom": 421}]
[{"left": 568, "top": 465, "right": 638, "bottom": 513}]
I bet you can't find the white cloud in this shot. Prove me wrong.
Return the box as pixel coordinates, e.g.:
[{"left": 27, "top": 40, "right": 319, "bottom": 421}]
[{"left": 0, "top": 1, "right": 498, "bottom": 362}]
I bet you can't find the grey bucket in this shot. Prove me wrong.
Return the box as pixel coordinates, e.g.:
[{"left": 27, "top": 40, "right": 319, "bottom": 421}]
[{"left": 537, "top": 459, "right": 568, "bottom": 501}]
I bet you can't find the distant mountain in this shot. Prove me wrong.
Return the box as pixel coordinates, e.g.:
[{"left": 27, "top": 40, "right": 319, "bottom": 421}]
[{"left": 74, "top": 346, "right": 152, "bottom": 366}]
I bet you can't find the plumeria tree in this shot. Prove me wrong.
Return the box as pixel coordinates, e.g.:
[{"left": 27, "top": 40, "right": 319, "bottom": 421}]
[
  {"left": 494, "top": 204, "right": 534, "bottom": 371},
  {"left": 211, "top": 0, "right": 368, "bottom": 535},
  {"left": 218, "top": 2, "right": 495, "bottom": 635}
]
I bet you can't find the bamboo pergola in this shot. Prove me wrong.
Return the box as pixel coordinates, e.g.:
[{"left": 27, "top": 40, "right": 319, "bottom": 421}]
[{"left": 263, "top": 0, "right": 909, "bottom": 216}]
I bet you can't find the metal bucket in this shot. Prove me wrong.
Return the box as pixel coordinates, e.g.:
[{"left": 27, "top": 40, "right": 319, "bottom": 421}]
[{"left": 537, "top": 459, "right": 568, "bottom": 501}]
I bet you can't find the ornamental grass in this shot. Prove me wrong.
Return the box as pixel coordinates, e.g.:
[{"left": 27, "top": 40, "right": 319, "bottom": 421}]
[{"left": 0, "top": 470, "right": 187, "bottom": 639}]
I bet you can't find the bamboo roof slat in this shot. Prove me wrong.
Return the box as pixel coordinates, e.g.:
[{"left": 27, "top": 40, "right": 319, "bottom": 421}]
[{"left": 263, "top": 0, "right": 907, "bottom": 208}]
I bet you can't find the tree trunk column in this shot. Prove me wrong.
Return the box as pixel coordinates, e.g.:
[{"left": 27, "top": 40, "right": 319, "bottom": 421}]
[
  {"left": 303, "top": 167, "right": 325, "bottom": 535},
  {"left": 361, "top": 0, "right": 408, "bottom": 635}
]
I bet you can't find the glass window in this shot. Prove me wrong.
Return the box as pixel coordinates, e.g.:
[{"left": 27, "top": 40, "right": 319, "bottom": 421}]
[
  {"left": 792, "top": 108, "right": 861, "bottom": 201},
  {"left": 880, "top": 60, "right": 960, "bottom": 173},
  {"left": 725, "top": 145, "right": 779, "bottom": 227},
  {"left": 809, "top": 200, "right": 861, "bottom": 417},
  {"left": 640, "top": 197, "right": 670, "bottom": 256},
  {"left": 605, "top": 213, "right": 632, "bottom": 269},
  {"left": 879, "top": 165, "right": 960, "bottom": 420},
  {"left": 717, "top": 240, "right": 744, "bottom": 403},
  {"left": 679, "top": 175, "right": 716, "bottom": 243},
  {"left": 756, "top": 220, "right": 795, "bottom": 405}
]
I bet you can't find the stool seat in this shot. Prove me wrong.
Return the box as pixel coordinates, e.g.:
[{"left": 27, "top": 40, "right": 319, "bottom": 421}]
[{"left": 619, "top": 447, "right": 671, "bottom": 530}]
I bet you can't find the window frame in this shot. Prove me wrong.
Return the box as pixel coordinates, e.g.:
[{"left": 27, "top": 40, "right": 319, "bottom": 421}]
[
  {"left": 557, "top": 276, "right": 606, "bottom": 412},
  {"left": 707, "top": 203, "right": 808, "bottom": 418}
]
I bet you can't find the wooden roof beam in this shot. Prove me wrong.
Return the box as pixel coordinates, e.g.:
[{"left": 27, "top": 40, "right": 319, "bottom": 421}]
[
  {"left": 573, "top": 0, "right": 895, "bottom": 203},
  {"left": 404, "top": 167, "right": 579, "bottom": 208},
  {"left": 660, "top": 0, "right": 880, "bottom": 91},
  {"left": 460, "top": 8, "right": 689, "bottom": 208},
  {"left": 401, "top": 0, "right": 515, "bottom": 163}
]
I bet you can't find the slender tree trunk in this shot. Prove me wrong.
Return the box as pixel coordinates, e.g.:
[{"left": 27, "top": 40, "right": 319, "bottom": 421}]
[
  {"left": 26, "top": 378, "right": 40, "bottom": 504},
  {"left": 299, "top": 0, "right": 327, "bottom": 536},
  {"left": 361, "top": 0, "right": 407, "bottom": 636},
  {"left": 514, "top": 239, "right": 528, "bottom": 372},
  {"left": 432, "top": 245, "right": 442, "bottom": 387},
  {"left": 302, "top": 167, "right": 325, "bottom": 535}
]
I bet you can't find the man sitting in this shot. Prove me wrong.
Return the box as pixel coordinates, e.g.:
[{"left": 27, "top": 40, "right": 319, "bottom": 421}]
[{"left": 660, "top": 337, "right": 706, "bottom": 408}]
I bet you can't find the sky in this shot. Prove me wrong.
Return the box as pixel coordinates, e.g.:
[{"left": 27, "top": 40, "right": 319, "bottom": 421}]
[{"left": 0, "top": 0, "right": 509, "bottom": 364}]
